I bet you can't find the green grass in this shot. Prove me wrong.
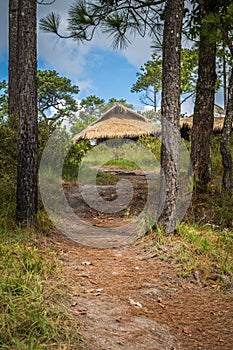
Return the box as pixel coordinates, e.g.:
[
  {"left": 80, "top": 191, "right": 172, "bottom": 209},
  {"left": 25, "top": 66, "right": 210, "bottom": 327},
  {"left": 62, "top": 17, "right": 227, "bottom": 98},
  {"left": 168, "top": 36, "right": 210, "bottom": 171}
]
[
  {"left": 0, "top": 174, "right": 83, "bottom": 349},
  {"left": 0, "top": 215, "right": 82, "bottom": 349},
  {"left": 81, "top": 140, "right": 160, "bottom": 171},
  {"left": 175, "top": 223, "right": 233, "bottom": 276},
  {"left": 77, "top": 165, "right": 118, "bottom": 185},
  {"left": 144, "top": 223, "right": 233, "bottom": 283},
  {"left": 104, "top": 158, "right": 138, "bottom": 170}
]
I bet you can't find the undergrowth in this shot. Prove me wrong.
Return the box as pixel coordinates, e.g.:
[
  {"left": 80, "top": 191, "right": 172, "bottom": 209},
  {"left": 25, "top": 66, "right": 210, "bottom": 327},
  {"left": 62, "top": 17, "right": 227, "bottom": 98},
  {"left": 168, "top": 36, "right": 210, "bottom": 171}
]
[
  {"left": 145, "top": 223, "right": 233, "bottom": 284},
  {"left": 0, "top": 204, "right": 82, "bottom": 349}
]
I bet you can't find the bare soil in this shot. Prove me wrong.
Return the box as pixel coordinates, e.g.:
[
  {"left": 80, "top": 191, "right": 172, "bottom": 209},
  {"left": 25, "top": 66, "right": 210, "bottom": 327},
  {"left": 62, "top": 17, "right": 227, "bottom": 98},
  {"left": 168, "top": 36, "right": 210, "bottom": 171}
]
[{"left": 47, "top": 168, "right": 232, "bottom": 349}]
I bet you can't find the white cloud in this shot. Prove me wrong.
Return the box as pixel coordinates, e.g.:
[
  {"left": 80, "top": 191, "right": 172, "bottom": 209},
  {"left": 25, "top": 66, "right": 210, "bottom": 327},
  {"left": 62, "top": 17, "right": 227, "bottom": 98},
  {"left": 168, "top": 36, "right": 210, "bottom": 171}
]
[
  {"left": 119, "top": 35, "right": 153, "bottom": 67},
  {"left": 37, "top": 0, "right": 153, "bottom": 87},
  {"left": 143, "top": 105, "right": 154, "bottom": 111},
  {"left": 1, "top": 0, "right": 154, "bottom": 97},
  {"left": 181, "top": 99, "right": 194, "bottom": 116}
]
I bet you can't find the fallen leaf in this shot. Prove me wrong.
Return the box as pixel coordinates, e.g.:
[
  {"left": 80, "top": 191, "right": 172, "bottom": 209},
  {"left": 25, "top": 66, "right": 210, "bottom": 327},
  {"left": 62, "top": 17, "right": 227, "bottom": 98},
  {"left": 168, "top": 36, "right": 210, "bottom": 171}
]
[
  {"left": 157, "top": 297, "right": 165, "bottom": 308},
  {"left": 85, "top": 288, "right": 103, "bottom": 295},
  {"left": 85, "top": 289, "right": 95, "bottom": 293},
  {"left": 71, "top": 301, "right": 78, "bottom": 307},
  {"left": 158, "top": 303, "right": 165, "bottom": 308},
  {"left": 81, "top": 261, "right": 92, "bottom": 266},
  {"left": 183, "top": 327, "right": 191, "bottom": 334},
  {"left": 194, "top": 270, "right": 202, "bottom": 285},
  {"left": 129, "top": 298, "right": 142, "bottom": 308},
  {"left": 75, "top": 309, "right": 87, "bottom": 315}
]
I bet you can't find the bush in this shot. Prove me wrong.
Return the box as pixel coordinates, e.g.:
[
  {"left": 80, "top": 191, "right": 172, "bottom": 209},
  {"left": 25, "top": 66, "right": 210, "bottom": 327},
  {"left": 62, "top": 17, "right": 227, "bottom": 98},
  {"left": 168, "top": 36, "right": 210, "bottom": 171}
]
[{"left": 62, "top": 140, "right": 91, "bottom": 181}]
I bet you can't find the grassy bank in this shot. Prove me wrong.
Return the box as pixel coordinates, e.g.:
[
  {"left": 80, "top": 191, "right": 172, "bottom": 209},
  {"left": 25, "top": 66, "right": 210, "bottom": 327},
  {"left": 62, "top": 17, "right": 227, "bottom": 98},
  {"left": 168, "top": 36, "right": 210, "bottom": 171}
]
[
  {"left": 0, "top": 214, "right": 82, "bottom": 349},
  {"left": 144, "top": 223, "right": 233, "bottom": 283}
]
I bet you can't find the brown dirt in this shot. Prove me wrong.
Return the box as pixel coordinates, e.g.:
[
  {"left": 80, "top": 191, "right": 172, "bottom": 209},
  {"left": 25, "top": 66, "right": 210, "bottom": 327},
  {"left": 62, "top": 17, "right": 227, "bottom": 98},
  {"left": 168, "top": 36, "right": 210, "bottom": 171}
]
[{"left": 47, "top": 169, "right": 232, "bottom": 349}]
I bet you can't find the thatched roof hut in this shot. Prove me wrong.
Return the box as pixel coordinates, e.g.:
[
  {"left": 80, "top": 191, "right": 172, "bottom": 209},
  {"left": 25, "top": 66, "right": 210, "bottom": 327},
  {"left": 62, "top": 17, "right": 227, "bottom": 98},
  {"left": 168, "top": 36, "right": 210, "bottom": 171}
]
[
  {"left": 179, "top": 105, "right": 227, "bottom": 130},
  {"left": 180, "top": 116, "right": 228, "bottom": 130},
  {"left": 73, "top": 103, "right": 159, "bottom": 143}
]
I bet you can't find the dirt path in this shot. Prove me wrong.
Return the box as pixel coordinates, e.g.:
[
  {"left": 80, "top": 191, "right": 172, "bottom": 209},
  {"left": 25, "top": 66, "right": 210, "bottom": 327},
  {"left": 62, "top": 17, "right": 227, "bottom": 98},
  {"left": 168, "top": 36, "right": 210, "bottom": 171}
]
[
  {"left": 46, "top": 169, "right": 233, "bottom": 349},
  {"left": 48, "top": 232, "right": 233, "bottom": 350},
  {"left": 61, "top": 169, "right": 153, "bottom": 248}
]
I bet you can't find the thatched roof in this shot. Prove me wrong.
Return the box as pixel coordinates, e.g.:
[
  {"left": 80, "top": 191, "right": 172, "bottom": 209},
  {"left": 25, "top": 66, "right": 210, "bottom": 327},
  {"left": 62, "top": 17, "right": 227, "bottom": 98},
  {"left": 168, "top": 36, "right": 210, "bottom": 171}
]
[
  {"left": 180, "top": 116, "right": 228, "bottom": 130},
  {"left": 180, "top": 105, "right": 228, "bottom": 130},
  {"left": 73, "top": 104, "right": 159, "bottom": 142}
]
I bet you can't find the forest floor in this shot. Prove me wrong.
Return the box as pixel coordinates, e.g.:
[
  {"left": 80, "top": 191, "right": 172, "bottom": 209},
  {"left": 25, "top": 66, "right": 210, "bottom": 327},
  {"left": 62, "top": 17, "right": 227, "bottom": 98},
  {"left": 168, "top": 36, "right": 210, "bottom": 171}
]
[{"left": 43, "top": 167, "right": 233, "bottom": 350}]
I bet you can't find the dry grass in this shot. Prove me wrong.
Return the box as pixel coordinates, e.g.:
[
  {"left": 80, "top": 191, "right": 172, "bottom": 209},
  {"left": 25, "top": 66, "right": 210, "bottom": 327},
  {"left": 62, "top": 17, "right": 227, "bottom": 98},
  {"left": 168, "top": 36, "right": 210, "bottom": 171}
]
[{"left": 73, "top": 104, "right": 159, "bottom": 142}]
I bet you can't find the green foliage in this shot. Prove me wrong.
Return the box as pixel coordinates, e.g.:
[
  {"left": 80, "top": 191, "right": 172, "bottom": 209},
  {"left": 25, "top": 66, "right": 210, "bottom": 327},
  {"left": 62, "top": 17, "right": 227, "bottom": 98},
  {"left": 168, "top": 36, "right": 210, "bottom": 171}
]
[
  {"left": 40, "top": 1, "right": 164, "bottom": 50},
  {"left": 70, "top": 96, "right": 133, "bottom": 135},
  {"left": 145, "top": 223, "right": 233, "bottom": 280},
  {"left": 105, "top": 158, "right": 138, "bottom": 170},
  {"left": 62, "top": 140, "right": 91, "bottom": 180},
  {"left": 103, "top": 98, "right": 133, "bottom": 111},
  {"left": 70, "top": 95, "right": 103, "bottom": 135},
  {"left": 180, "top": 48, "right": 198, "bottom": 95},
  {"left": 0, "top": 233, "right": 81, "bottom": 349},
  {"left": 211, "top": 134, "right": 233, "bottom": 184},
  {"left": 140, "top": 109, "right": 161, "bottom": 123},
  {"left": 79, "top": 95, "right": 105, "bottom": 115},
  {"left": 131, "top": 52, "right": 162, "bottom": 111},
  {"left": 131, "top": 49, "right": 199, "bottom": 110},
  {"left": 0, "top": 122, "right": 17, "bottom": 225},
  {"left": 1, "top": 70, "right": 79, "bottom": 126},
  {"left": 0, "top": 80, "right": 8, "bottom": 121},
  {"left": 216, "top": 44, "right": 233, "bottom": 91},
  {"left": 37, "top": 70, "right": 79, "bottom": 124},
  {"left": 138, "top": 135, "right": 161, "bottom": 162},
  {"left": 0, "top": 122, "right": 17, "bottom": 180},
  {"left": 77, "top": 139, "right": 161, "bottom": 181},
  {"left": 70, "top": 115, "right": 97, "bottom": 135},
  {"left": 176, "top": 224, "right": 233, "bottom": 276}
]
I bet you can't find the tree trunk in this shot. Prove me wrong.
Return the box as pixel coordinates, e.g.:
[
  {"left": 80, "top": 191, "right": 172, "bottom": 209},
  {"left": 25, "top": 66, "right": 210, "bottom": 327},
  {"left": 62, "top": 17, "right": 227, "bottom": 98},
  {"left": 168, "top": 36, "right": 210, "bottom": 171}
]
[
  {"left": 220, "top": 66, "right": 233, "bottom": 194},
  {"left": 8, "top": 0, "right": 19, "bottom": 128},
  {"left": 223, "top": 44, "right": 227, "bottom": 111},
  {"left": 191, "top": 16, "right": 217, "bottom": 191},
  {"left": 158, "top": 0, "right": 184, "bottom": 233},
  {"left": 16, "top": 0, "right": 38, "bottom": 223},
  {"left": 153, "top": 85, "right": 157, "bottom": 113}
]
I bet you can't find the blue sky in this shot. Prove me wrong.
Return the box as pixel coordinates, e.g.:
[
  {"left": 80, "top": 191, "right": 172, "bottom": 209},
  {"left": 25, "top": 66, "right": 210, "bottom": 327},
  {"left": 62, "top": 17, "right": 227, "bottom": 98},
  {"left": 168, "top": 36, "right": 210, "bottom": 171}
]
[
  {"left": 0, "top": 0, "right": 155, "bottom": 110},
  {"left": 0, "top": 0, "right": 224, "bottom": 115}
]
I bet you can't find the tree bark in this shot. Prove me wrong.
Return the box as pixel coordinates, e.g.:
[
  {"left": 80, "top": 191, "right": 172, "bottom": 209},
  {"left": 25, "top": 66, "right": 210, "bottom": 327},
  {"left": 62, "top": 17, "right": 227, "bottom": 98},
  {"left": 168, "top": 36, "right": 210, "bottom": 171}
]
[
  {"left": 16, "top": 0, "right": 38, "bottom": 223},
  {"left": 153, "top": 85, "right": 157, "bottom": 113},
  {"left": 191, "top": 6, "right": 217, "bottom": 191},
  {"left": 8, "top": 0, "right": 19, "bottom": 128},
  {"left": 158, "top": 0, "right": 184, "bottom": 233},
  {"left": 223, "top": 44, "right": 227, "bottom": 111},
  {"left": 220, "top": 66, "right": 233, "bottom": 194}
]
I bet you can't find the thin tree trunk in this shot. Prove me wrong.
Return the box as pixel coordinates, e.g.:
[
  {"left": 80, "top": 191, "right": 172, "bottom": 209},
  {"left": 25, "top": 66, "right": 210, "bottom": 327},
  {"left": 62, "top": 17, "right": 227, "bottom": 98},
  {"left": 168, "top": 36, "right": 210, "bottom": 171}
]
[
  {"left": 158, "top": 0, "right": 184, "bottom": 233},
  {"left": 153, "top": 86, "right": 157, "bottom": 113},
  {"left": 223, "top": 44, "right": 227, "bottom": 111},
  {"left": 16, "top": 0, "right": 38, "bottom": 223},
  {"left": 8, "top": 0, "right": 19, "bottom": 128},
  {"left": 220, "top": 66, "right": 233, "bottom": 194},
  {"left": 191, "top": 26, "right": 216, "bottom": 191}
]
